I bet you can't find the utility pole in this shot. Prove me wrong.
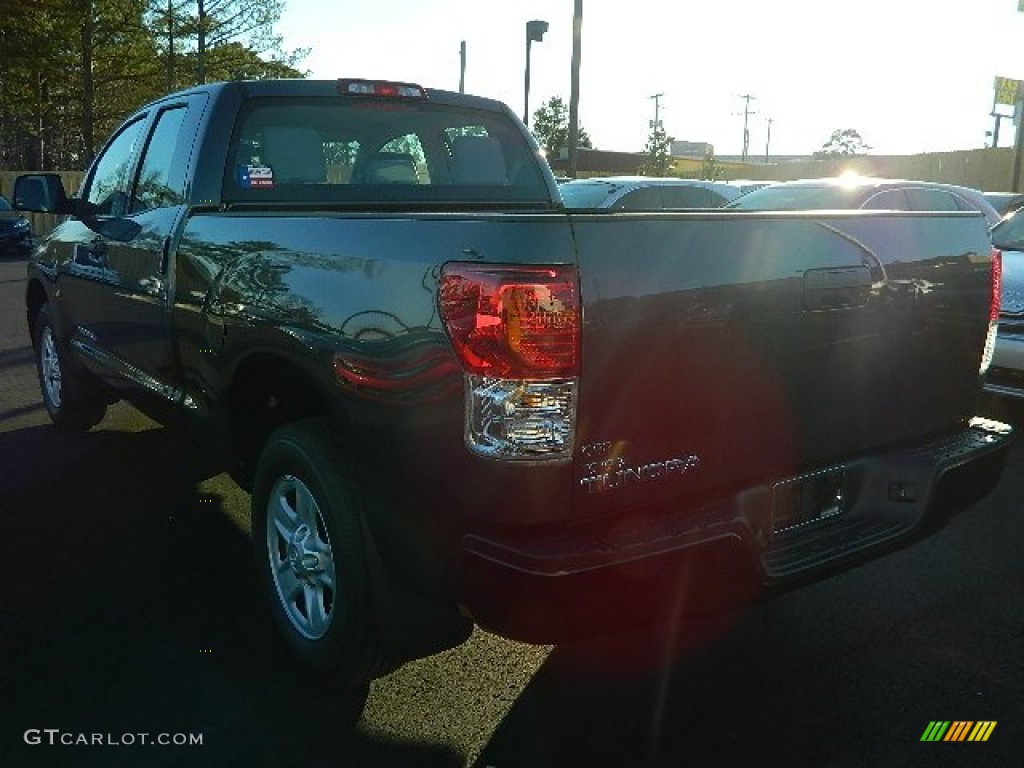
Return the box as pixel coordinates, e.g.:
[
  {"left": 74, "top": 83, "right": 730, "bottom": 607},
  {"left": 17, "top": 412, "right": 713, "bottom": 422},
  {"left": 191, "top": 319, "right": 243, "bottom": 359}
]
[
  {"left": 166, "top": 0, "right": 176, "bottom": 92},
  {"left": 735, "top": 93, "right": 757, "bottom": 162},
  {"left": 567, "top": 0, "right": 583, "bottom": 178},
  {"left": 459, "top": 41, "right": 466, "bottom": 94},
  {"left": 649, "top": 93, "right": 664, "bottom": 132},
  {"left": 197, "top": 0, "right": 207, "bottom": 84},
  {"left": 990, "top": 112, "right": 1003, "bottom": 147},
  {"left": 1012, "top": 5, "right": 1024, "bottom": 191},
  {"left": 765, "top": 117, "right": 773, "bottom": 160}
]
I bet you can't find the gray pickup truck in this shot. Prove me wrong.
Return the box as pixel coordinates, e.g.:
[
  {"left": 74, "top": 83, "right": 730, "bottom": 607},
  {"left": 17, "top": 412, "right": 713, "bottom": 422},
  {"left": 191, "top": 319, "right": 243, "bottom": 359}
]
[{"left": 14, "top": 78, "right": 1011, "bottom": 722}]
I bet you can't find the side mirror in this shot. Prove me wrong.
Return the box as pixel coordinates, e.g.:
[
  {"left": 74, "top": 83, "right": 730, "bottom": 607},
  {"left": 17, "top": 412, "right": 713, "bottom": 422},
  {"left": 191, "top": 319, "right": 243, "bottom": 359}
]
[{"left": 13, "top": 174, "right": 72, "bottom": 214}]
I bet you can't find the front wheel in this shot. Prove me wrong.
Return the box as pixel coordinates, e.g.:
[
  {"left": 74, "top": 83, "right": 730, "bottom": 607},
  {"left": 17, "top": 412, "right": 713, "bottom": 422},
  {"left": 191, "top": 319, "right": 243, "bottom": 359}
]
[
  {"left": 34, "top": 304, "right": 107, "bottom": 430},
  {"left": 251, "top": 419, "right": 383, "bottom": 720}
]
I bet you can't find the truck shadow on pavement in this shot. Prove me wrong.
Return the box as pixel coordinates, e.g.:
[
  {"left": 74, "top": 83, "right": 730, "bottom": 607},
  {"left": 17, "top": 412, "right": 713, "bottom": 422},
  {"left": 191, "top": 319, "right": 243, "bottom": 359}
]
[{"left": 0, "top": 421, "right": 462, "bottom": 768}]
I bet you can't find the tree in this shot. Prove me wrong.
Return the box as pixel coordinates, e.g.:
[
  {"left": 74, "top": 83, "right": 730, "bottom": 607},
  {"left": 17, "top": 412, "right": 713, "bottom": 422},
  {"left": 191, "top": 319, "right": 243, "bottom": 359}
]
[
  {"left": 700, "top": 147, "right": 723, "bottom": 181},
  {"left": 149, "top": 0, "right": 307, "bottom": 87},
  {"left": 530, "top": 96, "right": 591, "bottom": 157},
  {"left": 0, "top": 0, "right": 306, "bottom": 170},
  {"left": 0, "top": 0, "right": 59, "bottom": 169},
  {"left": 0, "top": 0, "right": 157, "bottom": 169},
  {"left": 639, "top": 124, "right": 673, "bottom": 177},
  {"left": 70, "top": 0, "right": 163, "bottom": 166},
  {"left": 815, "top": 128, "right": 871, "bottom": 158}
]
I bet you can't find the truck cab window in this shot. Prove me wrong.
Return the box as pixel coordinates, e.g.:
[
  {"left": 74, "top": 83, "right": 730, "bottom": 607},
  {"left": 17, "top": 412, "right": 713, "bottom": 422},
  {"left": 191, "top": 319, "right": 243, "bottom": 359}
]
[
  {"left": 369, "top": 134, "right": 427, "bottom": 183},
  {"left": 85, "top": 117, "right": 147, "bottom": 216},
  {"left": 131, "top": 107, "right": 188, "bottom": 213},
  {"left": 224, "top": 98, "right": 548, "bottom": 205}
]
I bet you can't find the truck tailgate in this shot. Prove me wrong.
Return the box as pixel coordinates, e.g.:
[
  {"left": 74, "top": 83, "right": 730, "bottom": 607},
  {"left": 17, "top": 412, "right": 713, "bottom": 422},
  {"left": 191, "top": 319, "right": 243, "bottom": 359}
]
[{"left": 570, "top": 211, "right": 995, "bottom": 515}]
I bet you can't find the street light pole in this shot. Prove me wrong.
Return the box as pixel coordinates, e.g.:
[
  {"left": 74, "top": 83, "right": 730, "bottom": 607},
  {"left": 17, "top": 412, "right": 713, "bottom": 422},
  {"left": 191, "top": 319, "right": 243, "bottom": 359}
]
[
  {"left": 1014, "top": 96, "right": 1024, "bottom": 192},
  {"left": 523, "top": 19, "right": 548, "bottom": 126},
  {"left": 459, "top": 41, "right": 466, "bottom": 94},
  {"left": 567, "top": 0, "right": 583, "bottom": 177},
  {"left": 1012, "top": 1, "right": 1024, "bottom": 191}
]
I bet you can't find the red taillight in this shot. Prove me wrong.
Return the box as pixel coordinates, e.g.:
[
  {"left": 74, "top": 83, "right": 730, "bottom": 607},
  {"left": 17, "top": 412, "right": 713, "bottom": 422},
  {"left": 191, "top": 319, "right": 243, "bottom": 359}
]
[
  {"left": 439, "top": 264, "right": 579, "bottom": 379},
  {"left": 991, "top": 247, "right": 1002, "bottom": 324},
  {"left": 980, "top": 247, "right": 1001, "bottom": 375}
]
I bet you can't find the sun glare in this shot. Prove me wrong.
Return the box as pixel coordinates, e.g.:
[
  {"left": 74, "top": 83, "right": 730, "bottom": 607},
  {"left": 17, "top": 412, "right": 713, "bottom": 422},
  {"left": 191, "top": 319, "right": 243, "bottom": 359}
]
[{"left": 837, "top": 171, "right": 866, "bottom": 187}]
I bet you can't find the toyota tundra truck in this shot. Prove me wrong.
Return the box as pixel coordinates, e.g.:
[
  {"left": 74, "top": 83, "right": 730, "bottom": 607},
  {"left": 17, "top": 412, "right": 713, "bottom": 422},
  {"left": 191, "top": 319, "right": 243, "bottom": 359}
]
[{"left": 13, "top": 78, "right": 1011, "bottom": 721}]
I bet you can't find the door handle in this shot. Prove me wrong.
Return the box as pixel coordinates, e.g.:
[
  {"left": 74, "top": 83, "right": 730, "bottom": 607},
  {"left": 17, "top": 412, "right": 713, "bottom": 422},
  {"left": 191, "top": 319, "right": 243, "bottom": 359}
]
[
  {"left": 74, "top": 241, "right": 108, "bottom": 268},
  {"left": 140, "top": 276, "right": 164, "bottom": 297}
]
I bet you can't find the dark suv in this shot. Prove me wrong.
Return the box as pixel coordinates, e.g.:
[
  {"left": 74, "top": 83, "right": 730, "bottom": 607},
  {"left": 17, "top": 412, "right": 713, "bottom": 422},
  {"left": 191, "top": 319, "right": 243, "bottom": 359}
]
[{"left": 0, "top": 194, "right": 33, "bottom": 257}]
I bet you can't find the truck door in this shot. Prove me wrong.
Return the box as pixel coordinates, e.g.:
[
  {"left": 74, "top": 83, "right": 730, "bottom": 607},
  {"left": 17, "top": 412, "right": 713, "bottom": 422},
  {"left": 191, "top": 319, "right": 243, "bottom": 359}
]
[
  {"left": 60, "top": 96, "right": 204, "bottom": 414},
  {"left": 55, "top": 114, "right": 149, "bottom": 373}
]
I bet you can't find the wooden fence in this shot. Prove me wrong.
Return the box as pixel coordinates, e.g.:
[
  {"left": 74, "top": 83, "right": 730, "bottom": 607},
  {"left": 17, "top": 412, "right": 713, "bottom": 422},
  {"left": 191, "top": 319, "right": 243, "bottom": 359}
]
[{"left": 724, "top": 147, "right": 1021, "bottom": 192}]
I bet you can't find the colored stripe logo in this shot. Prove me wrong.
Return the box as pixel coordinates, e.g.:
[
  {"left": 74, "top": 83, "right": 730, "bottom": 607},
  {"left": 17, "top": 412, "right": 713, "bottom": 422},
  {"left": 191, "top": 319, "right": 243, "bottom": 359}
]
[{"left": 921, "top": 721, "right": 996, "bottom": 742}]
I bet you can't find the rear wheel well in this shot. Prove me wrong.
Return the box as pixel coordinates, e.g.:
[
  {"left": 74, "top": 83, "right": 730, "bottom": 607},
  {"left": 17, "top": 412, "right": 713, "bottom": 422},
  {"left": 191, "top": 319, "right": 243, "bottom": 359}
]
[{"left": 224, "top": 354, "right": 335, "bottom": 487}]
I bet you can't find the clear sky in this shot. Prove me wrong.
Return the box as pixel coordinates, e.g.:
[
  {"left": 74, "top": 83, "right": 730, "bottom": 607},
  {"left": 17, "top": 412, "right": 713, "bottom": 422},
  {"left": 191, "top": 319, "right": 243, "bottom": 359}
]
[{"left": 275, "top": 0, "right": 1024, "bottom": 158}]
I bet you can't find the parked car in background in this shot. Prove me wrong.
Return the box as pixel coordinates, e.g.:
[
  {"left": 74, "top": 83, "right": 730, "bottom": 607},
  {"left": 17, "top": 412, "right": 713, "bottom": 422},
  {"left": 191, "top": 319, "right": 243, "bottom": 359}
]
[
  {"left": 722, "top": 179, "right": 773, "bottom": 196},
  {"left": 725, "top": 176, "right": 1003, "bottom": 227},
  {"left": 559, "top": 176, "right": 744, "bottom": 210},
  {"left": 986, "top": 206, "right": 1024, "bottom": 399},
  {"left": 0, "top": 194, "right": 33, "bottom": 257},
  {"left": 983, "top": 191, "right": 1024, "bottom": 219}
]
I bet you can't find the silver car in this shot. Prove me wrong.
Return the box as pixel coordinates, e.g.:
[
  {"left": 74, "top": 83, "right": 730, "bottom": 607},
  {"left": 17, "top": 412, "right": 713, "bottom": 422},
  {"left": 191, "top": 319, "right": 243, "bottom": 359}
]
[
  {"left": 559, "top": 176, "right": 743, "bottom": 210},
  {"left": 725, "top": 176, "right": 1003, "bottom": 227},
  {"left": 987, "top": 206, "right": 1024, "bottom": 399}
]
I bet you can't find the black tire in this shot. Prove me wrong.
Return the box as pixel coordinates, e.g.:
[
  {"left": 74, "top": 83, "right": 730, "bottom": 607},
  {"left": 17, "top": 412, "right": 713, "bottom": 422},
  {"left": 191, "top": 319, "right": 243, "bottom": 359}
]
[
  {"left": 33, "top": 303, "right": 107, "bottom": 430},
  {"left": 251, "top": 419, "right": 384, "bottom": 711}
]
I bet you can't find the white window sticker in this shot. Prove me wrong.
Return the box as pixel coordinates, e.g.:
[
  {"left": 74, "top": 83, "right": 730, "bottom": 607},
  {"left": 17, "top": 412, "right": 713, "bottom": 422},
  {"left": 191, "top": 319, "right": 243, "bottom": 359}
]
[{"left": 238, "top": 165, "right": 274, "bottom": 189}]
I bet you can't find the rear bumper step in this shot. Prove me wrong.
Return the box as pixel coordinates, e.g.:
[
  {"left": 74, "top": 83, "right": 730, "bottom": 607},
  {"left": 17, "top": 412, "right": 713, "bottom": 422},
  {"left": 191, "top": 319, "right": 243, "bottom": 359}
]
[{"left": 462, "top": 417, "right": 1012, "bottom": 642}]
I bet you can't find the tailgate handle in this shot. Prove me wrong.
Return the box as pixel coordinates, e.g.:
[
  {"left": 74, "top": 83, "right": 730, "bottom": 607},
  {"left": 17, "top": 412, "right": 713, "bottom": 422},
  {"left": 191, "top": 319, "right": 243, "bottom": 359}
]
[{"left": 803, "top": 266, "right": 871, "bottom": 311}]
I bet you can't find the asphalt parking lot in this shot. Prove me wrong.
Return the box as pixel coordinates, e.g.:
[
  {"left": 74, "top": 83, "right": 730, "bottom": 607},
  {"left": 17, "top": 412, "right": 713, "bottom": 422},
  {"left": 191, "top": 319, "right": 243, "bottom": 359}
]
[{"left": 1, "top": 253, "right": 1022, "bottom": 768}]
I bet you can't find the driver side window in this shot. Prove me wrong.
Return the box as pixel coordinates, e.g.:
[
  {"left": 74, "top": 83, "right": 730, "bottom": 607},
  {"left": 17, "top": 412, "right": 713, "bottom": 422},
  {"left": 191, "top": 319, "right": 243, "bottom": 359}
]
[{"left": 85, "top": 117, "right": 146, "bottom": 216}]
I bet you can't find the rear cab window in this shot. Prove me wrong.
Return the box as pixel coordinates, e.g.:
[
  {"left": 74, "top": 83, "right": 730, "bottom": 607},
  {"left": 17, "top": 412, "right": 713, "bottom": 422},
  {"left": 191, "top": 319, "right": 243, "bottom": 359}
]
[{"left": 223, "top": 90, "right": 551, "bottom": 208}]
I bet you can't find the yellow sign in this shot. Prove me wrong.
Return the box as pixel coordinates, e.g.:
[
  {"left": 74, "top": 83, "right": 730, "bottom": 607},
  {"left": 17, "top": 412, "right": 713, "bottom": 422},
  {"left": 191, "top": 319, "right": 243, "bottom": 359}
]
[{"left": 994, "top": 76, "right": 1022, "bottom": 107}]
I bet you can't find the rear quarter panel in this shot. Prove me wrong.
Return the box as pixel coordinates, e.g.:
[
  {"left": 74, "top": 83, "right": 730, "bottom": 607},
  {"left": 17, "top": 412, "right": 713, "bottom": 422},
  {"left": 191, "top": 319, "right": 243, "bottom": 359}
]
[{"left": 172, "top": 211, "right": 581, "bottom": 533}]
